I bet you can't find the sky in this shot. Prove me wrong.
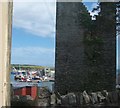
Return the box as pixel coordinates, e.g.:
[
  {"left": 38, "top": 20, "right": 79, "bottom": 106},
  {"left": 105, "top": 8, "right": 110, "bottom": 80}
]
[
  {"left": 11, "top": 0, "right": 56, "bottom": 67},
  {"left": 11, "top": 1, "right": 118, "bottom": 67},
  {"left": 117, "top": 35, "right": 120, "bottom": 69}
]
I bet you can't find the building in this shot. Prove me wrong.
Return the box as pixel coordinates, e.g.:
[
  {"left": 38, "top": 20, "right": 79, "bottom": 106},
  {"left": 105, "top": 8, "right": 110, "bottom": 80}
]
[{"left": 44, "top": 67, "right": 51, "bottom": 76}]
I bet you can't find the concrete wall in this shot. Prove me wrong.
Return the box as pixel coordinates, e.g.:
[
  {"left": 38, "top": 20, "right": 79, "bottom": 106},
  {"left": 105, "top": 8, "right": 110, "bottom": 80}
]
[{"left": 0, "top": 1, "right": 13, "bottom": 107}]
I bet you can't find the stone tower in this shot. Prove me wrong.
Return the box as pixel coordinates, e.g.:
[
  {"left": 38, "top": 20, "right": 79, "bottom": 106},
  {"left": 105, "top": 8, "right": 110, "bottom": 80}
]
[
  {"left": 55, "top": 2, "right": 91, "bottom": 94},
  {"left": 83, "top": 2, "right": 116, "bottom": 91},
  {"left": 55, "top": 2, "right": 116, "bottom": 94},
  {"left": 95, "top": 2, "right": 116, "bottom": 90}
]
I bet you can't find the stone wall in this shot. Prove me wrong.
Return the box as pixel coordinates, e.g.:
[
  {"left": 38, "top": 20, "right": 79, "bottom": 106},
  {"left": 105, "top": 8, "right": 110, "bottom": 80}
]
[
  {"left": 55, "top": 2, "right": 116, "bottom": 94},
  {"left": 11, "top": 88, "right": 120, "bottom": 107},
  {"left": 56, "top": 90, "right": 120, "bottom": 107},
  {"left": 93, "top": 2, "right": 116, "bottom": 91},
  {"left": 55, "top": 2, "right": 89, "bottom": 94}
]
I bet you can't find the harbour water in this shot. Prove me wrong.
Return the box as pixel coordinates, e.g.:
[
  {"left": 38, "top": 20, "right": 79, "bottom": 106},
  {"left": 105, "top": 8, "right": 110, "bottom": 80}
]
[{"left": 10, "top": 73, "right": 54, "bottom": 92}]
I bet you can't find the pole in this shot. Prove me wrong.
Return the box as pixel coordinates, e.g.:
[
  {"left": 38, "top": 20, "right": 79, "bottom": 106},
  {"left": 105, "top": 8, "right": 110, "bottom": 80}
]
[{"left": 0, "top": 0, "right": 13, "bottom": 107}]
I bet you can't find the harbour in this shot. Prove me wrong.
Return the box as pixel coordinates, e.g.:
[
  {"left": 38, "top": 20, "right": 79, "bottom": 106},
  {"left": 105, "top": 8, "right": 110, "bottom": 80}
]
[{"left": 10, "top": 72, "right": 55, "bottom": 92}]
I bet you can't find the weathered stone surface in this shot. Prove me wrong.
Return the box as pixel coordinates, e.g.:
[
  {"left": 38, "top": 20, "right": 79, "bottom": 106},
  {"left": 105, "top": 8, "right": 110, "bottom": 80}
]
[
  {"left": 36, "top": 87, "right": 51, "bottom": 106},
  {"left": 12, "top": 95, "right": 20, "bottom": 101},
  {"left": 82, "top": 91, "right": 91, "bottom": 104},
  {"left": 36, "top": 98, "right": 51, "bottom": 106},
  {"left": 55, "top": 2, "right": 90, "bottom": 95},
  {"left": 11, "top": 95, "right": 35, "bottom": 106},
  {"left": 90, "top": 92, "right": 98, "bottom": 104},
  {"left": 67, "top": 93, "right": 76, "bottom": 105},
  {"left": 20, "top": 95, "right": 33, "bottom": 101},
  {"left": 58, "top": 90, "right": 120, "bottom": 107},
  {"left": 55, "top": 2, "right": 116, "bottom": 94},
  {"left": 61, "top": 95, "right": 69, "bottom": 105},
  {"left": 37, "top": 87, "right": 51, "bottom": 99},
  {"left": 51, "top": 93, "right": 57, "bottom": 105},
  {"left": 11, "top": 90, "right": 120, "bottom": 107},
  {"left": 97, "top": 92, "right": 106, "bottom": 103}
]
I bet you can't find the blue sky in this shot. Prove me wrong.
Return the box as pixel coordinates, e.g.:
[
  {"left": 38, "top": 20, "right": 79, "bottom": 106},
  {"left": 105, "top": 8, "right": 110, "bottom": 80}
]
[
  {"left": 11, "top": 1, "right": 118, "bottom": 67},
  {"left": 11, "top": 1, "right": 56, "bottom": 67}
]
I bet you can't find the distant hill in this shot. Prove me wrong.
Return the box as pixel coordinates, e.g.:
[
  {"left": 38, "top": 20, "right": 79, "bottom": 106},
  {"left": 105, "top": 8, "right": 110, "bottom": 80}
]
[
  {"left": 11, "top": 64, "right": 45, "bottom": 70},
  {"left": 11, "top": 64, "right": 55, "bottom": 71}
]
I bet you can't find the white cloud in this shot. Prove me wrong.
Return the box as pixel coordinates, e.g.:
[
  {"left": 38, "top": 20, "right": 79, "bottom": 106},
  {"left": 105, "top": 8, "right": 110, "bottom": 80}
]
[
  {"left": 13, "top": 0, "right": 56, "bottom": 2},
  {"left": 89, "top": 10, "right": 99, "bottom": 20},
  {"left": 88, "top": 3, "right": 100, "bottom": 20},
  {"left": 13, "top": 1, "right": 56, "bottom": 38},
  {"left": 11, "top": 47, "right": 55, "bottom": 66}
]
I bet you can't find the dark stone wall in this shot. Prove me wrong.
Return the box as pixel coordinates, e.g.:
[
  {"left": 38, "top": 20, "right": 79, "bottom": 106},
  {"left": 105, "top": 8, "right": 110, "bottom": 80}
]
[
  {"left": 83, "top": 3, "right": 116, "bottom": 91},
  {"left": 55, "top": 2, "right": 87, "bottom": 94},
  {"left": 55, "top": 2, "right": 116, "bottom": 94},
  {"left": 92, "top": 2, "right": 116, "bottom": 91}
]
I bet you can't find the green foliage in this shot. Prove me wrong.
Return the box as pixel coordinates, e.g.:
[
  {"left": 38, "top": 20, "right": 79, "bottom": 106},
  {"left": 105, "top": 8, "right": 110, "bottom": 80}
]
[
  {"left": 84, "top": 35, "right": 103, "bottom": 45},
  {"left": 11, "top": 64, "right": 44, "bottom": 70},
  {"left": 85, "top": 48, "right": 102, "bottom": 64},
  {"left": 80, "top": 13, "right": 92, "bottom": 29},
  {"left": 84, "top": 34, "right": 103, "bottom": 64}
]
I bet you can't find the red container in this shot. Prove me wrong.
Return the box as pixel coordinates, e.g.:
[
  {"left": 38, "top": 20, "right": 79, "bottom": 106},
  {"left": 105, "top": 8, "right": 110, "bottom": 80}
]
[
  {"left": 21, "top": 87, "right": 26, "bottom": 96},
  {"left": 14, "top": 86, "right": 37, "bottom": 99},
  {"left": 14, "top": 88, "right": 21, "bottom": 95},
  {"left": 31, "top": 86, "right": 37, "bottom": 99},
  {"left": 26, "top": 86, "right": 31, "bottom": 95}
]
